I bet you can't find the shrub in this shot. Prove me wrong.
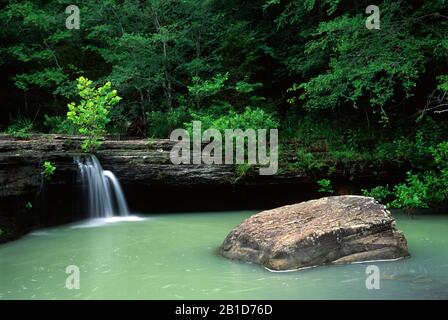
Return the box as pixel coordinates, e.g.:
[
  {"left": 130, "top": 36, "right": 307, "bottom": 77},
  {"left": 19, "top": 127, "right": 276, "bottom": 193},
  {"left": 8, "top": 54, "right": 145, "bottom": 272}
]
[
  {"left": 362, "top": 185, "right": 392, "bottom": 203},
  {"left": 108, "top": 106, "right": 132, "bottom": 135},
  {"left": 365, "top": 142, "right": 448, "bottom": 209},
  {"left": 5, "top": 117, "right": 34, "bottom": 139},
  {"left": 146, "top": 107, "right": 190, "bottom": 138},
  {"left": 67, "top": 76, "right": 121, "bottom": 153},
  {"left": 186, "top": 106, "right": 279, "bottom": 133},
  {"left": 281, "top": 114, "right": 345, "bottom": 147},
  {"left": 188, "top": 73, "right": 229, "bottom": 108},
  {"left": 43, "top": 115, "right": 77, "bottom": 134},
  {"left": 294, "top": 148, "right": 318, "bottom": 170},
  {"left": 317, "top": 178, "right": 334, "bottom": 194},
  {"left": 389, "top": 172, "right": 430, "bottom": 209},
  {"left": 42, "top": 161, "right": 56, "bottom": 181}
]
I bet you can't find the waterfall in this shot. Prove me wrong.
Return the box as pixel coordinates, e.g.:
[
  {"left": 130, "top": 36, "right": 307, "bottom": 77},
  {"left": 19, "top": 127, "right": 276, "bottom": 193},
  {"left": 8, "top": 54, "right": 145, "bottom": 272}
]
[{"left": 75, "top": 155, "right": 130, "bottom": 218}]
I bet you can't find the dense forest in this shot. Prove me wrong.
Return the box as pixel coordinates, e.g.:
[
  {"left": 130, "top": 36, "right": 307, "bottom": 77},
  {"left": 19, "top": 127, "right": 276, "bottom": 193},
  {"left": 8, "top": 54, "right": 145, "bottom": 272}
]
[{"left": 1, "top": 0, "right": 448, "bottom": 208}]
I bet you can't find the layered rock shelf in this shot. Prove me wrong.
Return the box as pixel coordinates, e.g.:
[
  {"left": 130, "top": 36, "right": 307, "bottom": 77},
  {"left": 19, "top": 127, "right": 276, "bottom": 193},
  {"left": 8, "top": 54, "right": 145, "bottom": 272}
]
[
  {"left": 0, "top": 134, "right": 409, "bottom": 243},
  {"left": 0, "top": 134, "right": 408, "bottom": 198}
]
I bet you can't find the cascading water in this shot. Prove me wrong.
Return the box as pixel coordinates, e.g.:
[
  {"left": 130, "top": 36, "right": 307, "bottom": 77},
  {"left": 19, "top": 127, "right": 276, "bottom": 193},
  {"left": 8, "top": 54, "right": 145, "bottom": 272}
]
[{"left": 75, "top": 155, "right": 129, "bottom": 218}]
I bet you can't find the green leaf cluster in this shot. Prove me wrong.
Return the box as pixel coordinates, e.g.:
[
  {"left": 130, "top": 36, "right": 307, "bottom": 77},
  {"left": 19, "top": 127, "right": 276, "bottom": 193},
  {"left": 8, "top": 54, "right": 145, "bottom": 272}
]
[
  {"left": 5, "top": 117, "right": 34, "bottom": 139},
  {"left": 365, "top": 142, "right": 448, "bottom": 209},
  {"left": 317, "top": 178, "right": 334, "bottom": 194},
  {"left": 67, "top": 77, "right": 121, "bottom": 152},
  {"left": 42, "top": 161, "right": 56, "bottom": 181}
]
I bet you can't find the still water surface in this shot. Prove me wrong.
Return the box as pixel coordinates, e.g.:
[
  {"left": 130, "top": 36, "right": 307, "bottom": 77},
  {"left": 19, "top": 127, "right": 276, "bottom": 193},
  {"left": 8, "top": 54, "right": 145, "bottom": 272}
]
[{"left": 0, "top": 211, "right": 447, "bottom": 299}]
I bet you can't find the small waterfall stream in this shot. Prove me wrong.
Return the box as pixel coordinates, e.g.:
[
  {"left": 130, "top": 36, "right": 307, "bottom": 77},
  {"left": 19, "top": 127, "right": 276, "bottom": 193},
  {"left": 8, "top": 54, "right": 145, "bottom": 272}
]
[{"left": 75, "top": 155, "right": 129, "bottom": 218}]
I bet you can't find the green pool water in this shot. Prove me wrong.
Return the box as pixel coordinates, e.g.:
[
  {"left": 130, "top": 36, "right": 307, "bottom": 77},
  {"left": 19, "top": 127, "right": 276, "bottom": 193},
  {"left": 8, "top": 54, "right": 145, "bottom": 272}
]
[{"left": 0, "top": 211, "right": 447, "bottom": 300}]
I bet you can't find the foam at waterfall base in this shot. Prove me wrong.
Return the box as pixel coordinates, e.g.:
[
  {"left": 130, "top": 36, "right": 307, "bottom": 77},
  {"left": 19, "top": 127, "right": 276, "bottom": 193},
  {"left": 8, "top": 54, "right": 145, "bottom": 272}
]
[
  {"left": 29, "top": 215, "right": 148, "bottom": 236},
  {"left": 70, "top": 215, "right": 147, "bottom": 229}
]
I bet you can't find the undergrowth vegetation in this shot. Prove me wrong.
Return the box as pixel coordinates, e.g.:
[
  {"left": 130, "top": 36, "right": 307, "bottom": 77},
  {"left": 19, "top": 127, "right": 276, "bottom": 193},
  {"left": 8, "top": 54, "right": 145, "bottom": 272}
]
[{"left": 1, "top": 0, "right": 448, "bottom": 209}]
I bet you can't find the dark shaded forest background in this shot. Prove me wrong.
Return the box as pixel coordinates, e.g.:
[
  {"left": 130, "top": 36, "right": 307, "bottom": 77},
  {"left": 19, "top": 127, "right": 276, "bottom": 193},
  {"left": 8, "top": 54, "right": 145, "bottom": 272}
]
[{"left": 1, "top": 0, "right": 448, "bottom": 207}]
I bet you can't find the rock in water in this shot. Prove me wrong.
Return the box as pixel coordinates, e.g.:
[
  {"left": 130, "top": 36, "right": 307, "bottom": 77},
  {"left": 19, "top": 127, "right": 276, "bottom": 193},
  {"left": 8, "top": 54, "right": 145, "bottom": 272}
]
[{"left": 220, "top": 196, "right": 409, "bottom": 271}]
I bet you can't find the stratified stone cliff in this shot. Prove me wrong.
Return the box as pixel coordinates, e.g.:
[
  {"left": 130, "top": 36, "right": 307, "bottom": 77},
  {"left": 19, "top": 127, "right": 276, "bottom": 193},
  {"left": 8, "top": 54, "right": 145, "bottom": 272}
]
[{"left": 0, "top": 134, "right": 408, "bottom": 243}]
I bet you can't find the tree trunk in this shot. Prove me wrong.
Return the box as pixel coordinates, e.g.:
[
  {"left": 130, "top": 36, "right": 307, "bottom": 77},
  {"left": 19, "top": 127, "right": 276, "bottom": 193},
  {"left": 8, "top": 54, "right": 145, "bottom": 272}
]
[
  {"left": 138, "top": 88, "right": 147, "bottom": 136},
  {"left": 152, "top": 9, "right": 173, "bottom": 111}
]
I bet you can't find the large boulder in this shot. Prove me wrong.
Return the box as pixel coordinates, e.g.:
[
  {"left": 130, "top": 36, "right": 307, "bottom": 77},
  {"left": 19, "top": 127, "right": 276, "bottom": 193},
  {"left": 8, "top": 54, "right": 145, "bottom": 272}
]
[{"left": 220, "top": 196, "right": 409, "bottom": 270}]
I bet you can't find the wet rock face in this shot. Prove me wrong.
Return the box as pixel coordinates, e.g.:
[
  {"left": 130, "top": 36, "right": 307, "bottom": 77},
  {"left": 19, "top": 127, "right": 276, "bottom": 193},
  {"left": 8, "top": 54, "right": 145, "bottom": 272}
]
[
  {"left": 0, "top": 135, "right": 410, "bottom": 243},
  {"left": 0, "top": 134, "right": 239, "bottom": 199},
  {"left": 220, "top": 196, "right": 410, "bottom": 271},
  {"left": 0, "top": 134, "right": 409, "bottom": 198}
]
